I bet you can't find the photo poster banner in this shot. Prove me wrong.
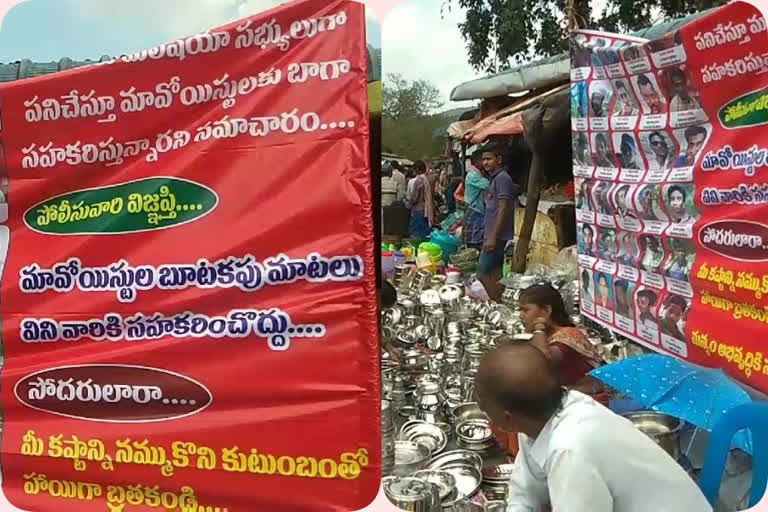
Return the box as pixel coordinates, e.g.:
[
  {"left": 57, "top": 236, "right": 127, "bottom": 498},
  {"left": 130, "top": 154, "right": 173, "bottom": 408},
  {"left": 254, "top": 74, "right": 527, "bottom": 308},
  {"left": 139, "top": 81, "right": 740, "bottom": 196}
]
[
  {"left": 0, "top": 0, "right": 379, "bottom": 511},
  {"left": 571, "top": 1, "right": 768, "bottom": 394}
]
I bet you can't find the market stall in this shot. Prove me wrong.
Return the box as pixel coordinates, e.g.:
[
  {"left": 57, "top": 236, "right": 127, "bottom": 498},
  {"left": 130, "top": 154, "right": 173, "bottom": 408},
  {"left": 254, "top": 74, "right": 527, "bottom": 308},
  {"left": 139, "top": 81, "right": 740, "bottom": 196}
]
[{"left": 381, "top": 3, "right": 765, "bottom": 510}]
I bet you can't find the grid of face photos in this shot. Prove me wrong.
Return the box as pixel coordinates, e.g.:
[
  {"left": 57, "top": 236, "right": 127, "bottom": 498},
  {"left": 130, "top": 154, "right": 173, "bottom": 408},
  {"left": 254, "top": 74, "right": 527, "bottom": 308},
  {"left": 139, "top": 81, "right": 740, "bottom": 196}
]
[{"left": 572, "top": 30, "right": 708, "bottom": 355}]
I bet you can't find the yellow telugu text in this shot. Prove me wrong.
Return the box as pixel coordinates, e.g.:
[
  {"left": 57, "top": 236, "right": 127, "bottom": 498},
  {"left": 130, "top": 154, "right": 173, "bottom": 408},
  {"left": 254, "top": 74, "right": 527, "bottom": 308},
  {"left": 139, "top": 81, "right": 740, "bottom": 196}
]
[
  {"left": 22, "top": 473, "right": 227, "bottom": 512},
  {"left": 696, "top": 262, "right": 768, "bottom": 300},
  {"left": 691, "top": 330, "right": 767, "bottom": 380},
  {"left": 700, "top": 290, "right": 768, "bottom": 325},
  {"left": 21, "top": 433, "right": 369, "bottom": 481}
]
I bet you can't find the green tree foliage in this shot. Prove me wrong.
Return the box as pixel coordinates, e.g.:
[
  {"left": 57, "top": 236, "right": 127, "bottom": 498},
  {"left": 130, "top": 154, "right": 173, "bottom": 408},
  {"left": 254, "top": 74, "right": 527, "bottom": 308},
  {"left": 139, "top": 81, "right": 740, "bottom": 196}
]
[
  {"left": 382, "top": 74, "right": 447, "bottom": 159},
  {"left": 383, "top": 73, "right": 444, "bottom": 121},
  {"left": 443, "top": 0, "right": 727, "bottom": 73}
]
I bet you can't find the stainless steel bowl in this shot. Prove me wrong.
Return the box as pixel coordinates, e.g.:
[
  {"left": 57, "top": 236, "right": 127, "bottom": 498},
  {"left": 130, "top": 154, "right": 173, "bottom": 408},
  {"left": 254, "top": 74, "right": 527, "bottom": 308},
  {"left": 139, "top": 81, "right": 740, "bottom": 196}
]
[
  {"left": 400, "top": 421, "right": 448, "bottom": 455},
  {"left": 438, "top": 464, "right": 482, "bottom": 509},
  {"left": 412, "top": 470, "right": 457, "bottom": 502},
  {"left": 427, "top": 449, "right": 483, "bottom": 472},
  {"left": 455, "top": 419, "right": 495, "bottom": 452},
  {"left": 450, "top": 402, "right": 489, "bottom": 425},
  {"left": 621, "top": 411, "right": 684, "bottom": 461},
  {"left": 394, "top": 441, "right": 432, "bottom": 477}
]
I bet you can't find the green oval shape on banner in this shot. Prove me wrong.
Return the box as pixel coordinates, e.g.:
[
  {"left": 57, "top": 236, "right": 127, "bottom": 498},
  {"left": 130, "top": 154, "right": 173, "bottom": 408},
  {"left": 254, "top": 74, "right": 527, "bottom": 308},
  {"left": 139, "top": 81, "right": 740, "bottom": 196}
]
[
  {"left": 25, "top": 177, "right": 218, "bottom": 235},
  {"left": 719, "top": 86, "right": 768, "bottom": 129}
]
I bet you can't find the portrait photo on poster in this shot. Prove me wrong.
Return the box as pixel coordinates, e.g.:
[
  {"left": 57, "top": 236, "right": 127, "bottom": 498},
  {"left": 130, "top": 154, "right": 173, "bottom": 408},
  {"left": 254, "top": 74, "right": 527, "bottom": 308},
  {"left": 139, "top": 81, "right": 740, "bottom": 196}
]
[
  {"left": 589, "top": 80, "right": 613, "bottom": 119},
  {"left": 664, "top": 237, "right": 695, "bottom": 283},
  {"left": 614, "top": 278, "right": 636, "bottom": 319},
  {"left": 613, "top": 183, "right": 637, "bottom": 220},
  {"left": 580, "top": 266, "right": 597, "bottom": 315},
  {"left": 617, "top": 231, "right": 639, "bottom": 267},
  {"left": 659, "top": 65, "right": 708, "bottom": 129},
  {"left": 589, "top": 36, "right": 611, "bottom": 80},
  {"left": 639, "top": 234, "right": 666, "bottom": 274},
  {"left": 571, "top": 81, "right": 588, "bottom": 119},
  {"left": 594, "top": 271, "right": 614, "bottom": 311},
  {"left": 596, "top": 41, "right": 621, "bottom": 66},
  {"left": 663, "top": 184, "right": 698, "bottom": 225},
  {"left": 635, "top": 287, "right": 660, "bottom": 333},
  {"left": 613, "top": 132, "right": 645, "bottom": 170},
  {"left": 641, "top": 130, "right": 677, "bottom": 172},
  {"left": 577, "top": 222, "right": 597, "bottom": 259},
  {"left": 598, "top": 228, "right": 617, "bottom": 263},
  {"left": 633, "top": 73, "right": 668, "bottom": 116},
  {"left": 659, "top": 293, "right": 690, "bottom": 341},
  {"left": 612, "top": 78, "right": 640, "bottom": 117},
  {"left": 593, "top": 180, "right": 614, "bottom": 216},
  {"left": 620, "top": 43, "right": 652, "bottom": 74},
  {"left": 634, "top": 184, "right": 668, "bottom": 225},
  {"left": 672, "top": 124, "right": 711, "bottom": 170},
  {"left": 647, "top": 29, "right": 687, "bottom": 68},
  {"left": 592, "top": 132, "right": 617, "bottom": 168},
  {"left": 573, "top": 132, "right": 592, "bottom": 166},
  {"left": 576, "top": 178, "right": 594, "bottom": 212}
]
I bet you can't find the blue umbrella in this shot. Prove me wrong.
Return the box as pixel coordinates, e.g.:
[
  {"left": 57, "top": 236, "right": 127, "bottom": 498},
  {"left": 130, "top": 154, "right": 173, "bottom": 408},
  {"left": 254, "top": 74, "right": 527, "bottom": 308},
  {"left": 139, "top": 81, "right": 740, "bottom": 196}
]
[{"left": 591, "top": 354, "right": 753, "bottom": 454}]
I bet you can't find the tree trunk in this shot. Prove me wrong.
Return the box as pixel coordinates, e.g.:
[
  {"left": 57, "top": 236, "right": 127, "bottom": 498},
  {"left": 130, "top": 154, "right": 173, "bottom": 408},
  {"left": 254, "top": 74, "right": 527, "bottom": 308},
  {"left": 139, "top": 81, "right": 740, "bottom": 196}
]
[{"left": 513, "top": 153, "right": 541, "bottom": 273}]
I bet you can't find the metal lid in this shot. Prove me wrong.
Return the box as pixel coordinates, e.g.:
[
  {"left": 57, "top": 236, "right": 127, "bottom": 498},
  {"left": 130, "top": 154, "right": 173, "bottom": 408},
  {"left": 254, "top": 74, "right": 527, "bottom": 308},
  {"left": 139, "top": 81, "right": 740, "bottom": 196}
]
[
  {"left": 383, "top": 477, "right": 435, "bottom": 502},
  {"left": 420, "top": 289, "right": 441, "bottom": 306},
  {"left": 439, "top": 284, "right": 463, "bottom": 302}
]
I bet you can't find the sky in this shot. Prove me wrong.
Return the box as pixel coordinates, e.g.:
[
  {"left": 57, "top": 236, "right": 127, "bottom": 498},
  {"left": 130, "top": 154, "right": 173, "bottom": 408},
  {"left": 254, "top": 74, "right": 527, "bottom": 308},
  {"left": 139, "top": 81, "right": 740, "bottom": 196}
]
[
  {"left": 382, "top": 0, "right": 478, "bottom": 112},
  {"left": 0, "top": 0, "right": 381, "bottom": 63}
]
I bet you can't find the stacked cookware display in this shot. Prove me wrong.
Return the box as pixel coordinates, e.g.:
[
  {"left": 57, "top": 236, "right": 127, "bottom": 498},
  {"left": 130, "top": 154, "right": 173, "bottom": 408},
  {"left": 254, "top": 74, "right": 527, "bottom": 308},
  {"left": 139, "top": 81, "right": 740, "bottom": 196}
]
[
  {"left": 380, "top": 265, "right": 642, "bottom": 510},
  {"left": 382, "top": 399, "right": 396, "bottom": 477}
]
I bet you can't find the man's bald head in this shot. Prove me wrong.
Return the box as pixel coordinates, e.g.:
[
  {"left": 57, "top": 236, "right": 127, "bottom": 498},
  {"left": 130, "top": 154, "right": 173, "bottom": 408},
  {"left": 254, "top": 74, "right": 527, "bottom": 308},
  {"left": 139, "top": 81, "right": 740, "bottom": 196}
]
[{"left": 476, "top": 344, "right": 564, "bottom": 430}]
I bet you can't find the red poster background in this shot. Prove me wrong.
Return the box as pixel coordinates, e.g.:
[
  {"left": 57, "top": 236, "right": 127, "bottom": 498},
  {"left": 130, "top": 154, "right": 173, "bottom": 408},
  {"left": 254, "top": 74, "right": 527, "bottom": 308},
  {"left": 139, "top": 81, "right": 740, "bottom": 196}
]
[
  {"left": 573, "top": 2, "right": 768, "bottom": 394},
  {"left": 0, "top": 0, "right": 380, "bottom": 511}
]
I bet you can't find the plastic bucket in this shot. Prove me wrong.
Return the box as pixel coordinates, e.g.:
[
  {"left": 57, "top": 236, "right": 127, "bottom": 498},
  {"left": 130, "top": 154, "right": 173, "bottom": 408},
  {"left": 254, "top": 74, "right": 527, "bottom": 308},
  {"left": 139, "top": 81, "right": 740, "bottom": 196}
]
[{"left": 381, "top": 251, "right": 395, "bottom": 278}]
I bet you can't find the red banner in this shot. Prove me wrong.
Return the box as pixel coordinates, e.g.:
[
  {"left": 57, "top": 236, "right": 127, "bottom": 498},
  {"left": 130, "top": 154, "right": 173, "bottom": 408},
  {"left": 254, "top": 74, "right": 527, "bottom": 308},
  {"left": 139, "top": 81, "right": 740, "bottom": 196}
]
[
  {"left": 572, "top": 2, "right": 768, "bottom": 393},
  {"left": 0, "top": 0, "right": 380, "bottom": 510}
]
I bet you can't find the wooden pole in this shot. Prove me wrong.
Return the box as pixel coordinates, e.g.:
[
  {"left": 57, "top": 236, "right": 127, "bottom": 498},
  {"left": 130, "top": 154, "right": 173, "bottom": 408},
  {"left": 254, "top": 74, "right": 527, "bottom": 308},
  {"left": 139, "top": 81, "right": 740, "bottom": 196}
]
[{"left": 512, "top": 152, "right": 541, "bottom": 273}]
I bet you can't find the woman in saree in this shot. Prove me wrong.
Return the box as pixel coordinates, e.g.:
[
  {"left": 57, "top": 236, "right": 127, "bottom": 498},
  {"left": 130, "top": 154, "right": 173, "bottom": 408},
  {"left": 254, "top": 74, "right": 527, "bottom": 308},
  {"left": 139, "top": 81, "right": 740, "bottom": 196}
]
[{"left": 491, "top": 284, "right": 606, "bottom": 458}]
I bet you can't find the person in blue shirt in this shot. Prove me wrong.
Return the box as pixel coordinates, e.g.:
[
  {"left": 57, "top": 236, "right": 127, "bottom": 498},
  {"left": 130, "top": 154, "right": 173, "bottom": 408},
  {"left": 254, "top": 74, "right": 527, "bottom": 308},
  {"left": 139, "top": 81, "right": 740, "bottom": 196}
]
[
  {"left": 477, "top": 142, "right": 519, "bottom": 302},
  {"left": 463, "top": 151, "right": 490, "bottom": 252}
]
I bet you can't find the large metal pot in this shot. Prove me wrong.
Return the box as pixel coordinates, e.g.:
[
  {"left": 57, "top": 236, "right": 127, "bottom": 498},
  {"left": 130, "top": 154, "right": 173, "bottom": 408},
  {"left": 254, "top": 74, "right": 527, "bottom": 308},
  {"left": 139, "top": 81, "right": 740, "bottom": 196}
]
[{"left": 621, "top": 411, "right": 684, "bottom": 461}]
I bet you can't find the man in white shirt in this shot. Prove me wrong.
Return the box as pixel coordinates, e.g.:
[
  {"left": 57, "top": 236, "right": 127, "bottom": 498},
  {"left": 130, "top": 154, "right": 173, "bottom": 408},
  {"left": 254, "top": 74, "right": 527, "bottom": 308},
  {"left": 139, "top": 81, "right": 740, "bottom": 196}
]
[
  {"left": 475, "top": 344, "right": 712, "bottom": 512},
  {"left": 381, "top": 164, "right": 403, "bottom": 207},
  {"left": 391, "top": 161, "right": 407, "bottom": 202}
]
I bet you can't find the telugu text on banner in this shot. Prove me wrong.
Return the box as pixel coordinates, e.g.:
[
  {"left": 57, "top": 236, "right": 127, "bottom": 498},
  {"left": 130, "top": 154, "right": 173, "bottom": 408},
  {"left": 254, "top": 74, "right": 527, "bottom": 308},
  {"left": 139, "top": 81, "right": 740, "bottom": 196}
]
[
  {"left": 571, "top": 2, "right": 768, "bottom": 393},
  {"left": 0, "top": 0, "right": 379, "bottom": 510}
]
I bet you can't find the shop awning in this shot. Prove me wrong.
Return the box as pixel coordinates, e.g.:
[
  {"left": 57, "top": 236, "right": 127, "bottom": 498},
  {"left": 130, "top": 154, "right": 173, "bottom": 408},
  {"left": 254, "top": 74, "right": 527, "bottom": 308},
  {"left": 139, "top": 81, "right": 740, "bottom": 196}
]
[
  {"left": 459, "top": 83, "right": 569, "bottom": 142},
  {"left": 449, "top": 9, "right": 713, "bottom": 102},
  {"left": 447, "top": 119, "right": 478, "bottom": 139},
  {"left": 450, "top": 54, "right": 569, "bottom": 101}
]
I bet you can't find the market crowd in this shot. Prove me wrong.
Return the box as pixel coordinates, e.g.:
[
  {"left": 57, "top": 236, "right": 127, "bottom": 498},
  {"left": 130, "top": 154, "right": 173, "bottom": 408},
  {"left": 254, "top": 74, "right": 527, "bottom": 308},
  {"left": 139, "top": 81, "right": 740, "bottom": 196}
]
[
  {"left": 381, "top": 143, "right": 712, "bottom": 510},
  {"left": 381, "top": 141, "right": 518, "bottom": 302}
]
